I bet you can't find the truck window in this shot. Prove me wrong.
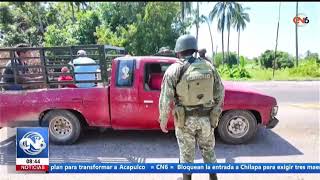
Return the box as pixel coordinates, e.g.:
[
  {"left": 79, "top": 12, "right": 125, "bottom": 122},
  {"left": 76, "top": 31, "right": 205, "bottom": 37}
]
[
  {"left": 116, "top": 60, "right": 134, "bottom": 87},
  {"left": 144, "top": 63, "right": 171, "bottom": 91}
]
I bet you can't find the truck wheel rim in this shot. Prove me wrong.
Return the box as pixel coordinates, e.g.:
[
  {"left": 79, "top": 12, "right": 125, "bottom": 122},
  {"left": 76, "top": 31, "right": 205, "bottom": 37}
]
[
  {"left": 49, "top": 116, "right": 73, "bottom": 139},
  {"left": 226, "top": 116, "right": 249, "bottom": 139}
]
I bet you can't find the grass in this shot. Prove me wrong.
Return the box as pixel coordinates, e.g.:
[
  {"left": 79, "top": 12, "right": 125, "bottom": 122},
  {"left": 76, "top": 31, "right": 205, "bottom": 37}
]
[
  {"left": 218, "top": 63, "right": 320, "bottom": 81},
  {"left": 248, "top": 68, "right": 319, "bottom": 81}
]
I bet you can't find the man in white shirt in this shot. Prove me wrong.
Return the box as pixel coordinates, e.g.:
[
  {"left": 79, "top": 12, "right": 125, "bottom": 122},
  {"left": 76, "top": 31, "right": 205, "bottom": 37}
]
[{"left": 69, "top": 50, "right": 99, "bottom": 88}]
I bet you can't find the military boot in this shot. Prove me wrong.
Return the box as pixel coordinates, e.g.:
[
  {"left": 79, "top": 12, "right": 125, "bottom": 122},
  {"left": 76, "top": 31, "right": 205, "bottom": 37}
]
[{"left": 209, "top": 173, "right": 218, "bottom": 180}]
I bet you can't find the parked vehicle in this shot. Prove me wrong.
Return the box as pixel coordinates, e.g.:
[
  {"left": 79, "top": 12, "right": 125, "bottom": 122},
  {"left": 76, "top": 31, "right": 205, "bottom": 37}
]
[{"left": 0, "top": 45, "right": 279, "bottom": 145}]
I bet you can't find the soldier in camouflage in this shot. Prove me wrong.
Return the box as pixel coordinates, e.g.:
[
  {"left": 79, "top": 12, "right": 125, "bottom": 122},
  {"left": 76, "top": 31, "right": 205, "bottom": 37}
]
[{"left": 159, "top": 35, "right": 225, "bottom": 180}]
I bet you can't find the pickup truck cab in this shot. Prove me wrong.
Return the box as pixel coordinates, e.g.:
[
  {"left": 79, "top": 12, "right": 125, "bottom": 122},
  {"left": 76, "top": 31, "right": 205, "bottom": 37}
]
[{"left": 0, "top": 47, "right": 279, "bottom": 145}]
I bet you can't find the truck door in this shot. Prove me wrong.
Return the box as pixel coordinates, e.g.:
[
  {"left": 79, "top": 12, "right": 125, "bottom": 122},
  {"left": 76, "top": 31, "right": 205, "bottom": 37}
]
[
  {"left": 109, "top": 59, "right": 141, "bottom": 129},
  {"left": 138, "top": 61, "right": 174, "bottom": 129},
  {"left": 0, "top": 92, "right": 24, "bottom": 126}
]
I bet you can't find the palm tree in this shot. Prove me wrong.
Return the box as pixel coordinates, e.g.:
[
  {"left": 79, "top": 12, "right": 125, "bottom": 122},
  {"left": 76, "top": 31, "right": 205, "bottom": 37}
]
[
  {"left": 232, "top": 4, "right": 250, "bottom": 64},
  {"left": 225, "top": 3, "right": 237, "bottom": 65},
  {"left": 195, "top": 2, "right": 200, "bottom": 44},
  {"left": 70, "top": 2, "right": 76, "bottom": 23},
  {"left": 209, "top": 2, "right": 236, "bottom": 65},
  {"left": 201, "top": 15, "right": 214, "bottom": 59},
  {"left": 180, "top": 2, "right": 192, "bottom": 22}
]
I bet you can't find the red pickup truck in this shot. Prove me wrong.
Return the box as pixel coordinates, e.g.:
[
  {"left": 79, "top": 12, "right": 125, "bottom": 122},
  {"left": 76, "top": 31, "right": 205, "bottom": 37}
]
[{"left": 0, "top": 54, "right": 279, "bottom": 145}]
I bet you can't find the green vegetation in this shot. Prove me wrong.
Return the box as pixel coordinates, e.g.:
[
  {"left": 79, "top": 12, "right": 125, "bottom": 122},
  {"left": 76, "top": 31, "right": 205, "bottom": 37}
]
[
  {"left": 0, "top": 2, "right": 318, "bottom": 81},
  {"left": 0, "top": 2, "right": 187, "bottom": 56},
  {"left": 216, "top": 53, "right": 320, "bottom": 81}
]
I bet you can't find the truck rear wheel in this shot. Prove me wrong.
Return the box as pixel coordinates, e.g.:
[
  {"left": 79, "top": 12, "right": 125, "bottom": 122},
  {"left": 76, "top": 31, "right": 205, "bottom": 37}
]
[
  {"left": 41, "top": 110, "right": 81, "bottom": 145},
  {"left": 217, "top": 110, "right": 257, "bottom": 144}
]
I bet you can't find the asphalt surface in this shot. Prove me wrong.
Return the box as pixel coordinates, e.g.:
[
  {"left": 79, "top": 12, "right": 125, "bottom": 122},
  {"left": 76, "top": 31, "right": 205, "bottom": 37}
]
[{"left": 0, "top": 81, "right": 319, "bottom": 180}]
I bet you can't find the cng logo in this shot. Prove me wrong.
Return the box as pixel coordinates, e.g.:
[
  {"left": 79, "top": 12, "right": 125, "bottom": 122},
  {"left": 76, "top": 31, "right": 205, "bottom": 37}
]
[
  {"left": 16, "top": 127, "right": 49, "bottom": 172},
  {"left": 19, "top": 131, "right": 47, "bottom": 156},
  {"left": 293, "top": 14, "right": 309, "bottom": 27}
]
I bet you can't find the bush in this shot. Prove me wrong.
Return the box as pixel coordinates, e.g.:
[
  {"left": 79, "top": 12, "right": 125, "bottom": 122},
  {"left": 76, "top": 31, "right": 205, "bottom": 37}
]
[
  {"left": 214, "top": 52, "right": 238, "bottom": 67},
  {"left": 230, "top": 56, "right": 251, "bottom": 79},
  {"left": 217, "top": 56, "right": 251, "bottom": 79},
  {"left": 289, "top": 58, "right": 320, "bottom": 77},
  {"left": 259, "top": 50, "right": 294, "bottom": 69},
  {"left": 213, "top": 52, "right": 223, "bottom": 67},
  {"left": 305, "top": 52, "right": 319, "bottom": 63},
  {"left": 259, "top": 50, "right": 274, "bottom": 68},
  {"left": 276, "top": 51, "right": 294, "bottom": 69}
]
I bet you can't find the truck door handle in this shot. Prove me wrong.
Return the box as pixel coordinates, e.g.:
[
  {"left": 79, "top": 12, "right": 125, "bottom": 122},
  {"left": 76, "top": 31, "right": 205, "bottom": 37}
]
[{"left": 144, "top": 100, "right": 153, "bottom": 104}]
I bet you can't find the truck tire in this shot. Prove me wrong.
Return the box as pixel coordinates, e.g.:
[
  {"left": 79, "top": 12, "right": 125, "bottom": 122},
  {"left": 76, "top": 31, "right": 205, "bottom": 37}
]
[
  {"left": 41, "top": 110, "right": 81, "bottom": 145},
  {"left": 217, "top": 110, "right": 257, "bottom": 144}
]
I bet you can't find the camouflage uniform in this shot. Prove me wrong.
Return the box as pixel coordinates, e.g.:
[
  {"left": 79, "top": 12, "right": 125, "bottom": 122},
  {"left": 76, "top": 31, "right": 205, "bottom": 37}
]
[{"left": 159, "top": 56, "right": 225, "bottom": 163}]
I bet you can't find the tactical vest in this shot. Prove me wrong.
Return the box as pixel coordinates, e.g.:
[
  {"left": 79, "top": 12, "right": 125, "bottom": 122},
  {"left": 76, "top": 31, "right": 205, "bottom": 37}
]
[{"left": 176, "top": 57, "right": 215, "bottom": 107}]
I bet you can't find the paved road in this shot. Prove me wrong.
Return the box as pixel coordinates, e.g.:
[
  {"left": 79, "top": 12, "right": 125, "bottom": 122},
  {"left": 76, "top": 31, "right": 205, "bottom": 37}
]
[
  {"left": 233, "top": 81, "right": 319, "bottom": 104},
  {"left": 1, "top": 81, "right": 319, "bottom": 180}
]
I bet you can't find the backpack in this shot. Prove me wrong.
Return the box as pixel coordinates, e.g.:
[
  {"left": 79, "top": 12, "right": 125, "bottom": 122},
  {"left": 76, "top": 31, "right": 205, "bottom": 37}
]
[{"left": 175, "top": 56, "right": 215, "bottom": 107}]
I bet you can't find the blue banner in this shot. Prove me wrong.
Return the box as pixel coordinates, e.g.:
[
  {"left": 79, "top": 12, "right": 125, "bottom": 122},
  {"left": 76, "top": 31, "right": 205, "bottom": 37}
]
[{"left": 49, "top": 163, "right": 320, "bottom": 173}]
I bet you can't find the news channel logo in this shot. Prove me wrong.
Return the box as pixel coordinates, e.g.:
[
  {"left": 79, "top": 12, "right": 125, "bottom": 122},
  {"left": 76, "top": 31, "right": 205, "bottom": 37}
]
[
  {"left": 16, "top": 127, "right": 49, "bottom": 158},
  {"left": 293, "top": 13, "right": 309, "bottom": 27}
]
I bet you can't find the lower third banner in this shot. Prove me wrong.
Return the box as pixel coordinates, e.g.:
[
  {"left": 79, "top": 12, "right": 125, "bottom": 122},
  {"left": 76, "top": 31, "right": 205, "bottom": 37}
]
[{"left": 49, "top": 163, "right": 320, "bottom": 173}]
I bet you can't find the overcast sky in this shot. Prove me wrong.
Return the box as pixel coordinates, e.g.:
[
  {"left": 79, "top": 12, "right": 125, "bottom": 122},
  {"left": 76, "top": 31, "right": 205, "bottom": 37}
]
[{"left": 189, "top": 2, "right": 320, "bottom": 59}]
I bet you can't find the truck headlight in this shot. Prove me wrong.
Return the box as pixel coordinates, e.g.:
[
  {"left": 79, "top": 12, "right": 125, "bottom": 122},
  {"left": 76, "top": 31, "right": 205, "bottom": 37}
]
[{"left": 271, "top": 105, "right": 278, "bottom": 117}]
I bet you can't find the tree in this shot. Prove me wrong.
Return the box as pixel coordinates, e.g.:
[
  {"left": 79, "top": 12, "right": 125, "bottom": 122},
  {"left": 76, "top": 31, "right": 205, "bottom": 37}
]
[
  {"left": 180, "top": 2, "right": 192, "bottom": 22},
  {"left": 98, "top": 2, "right": 147, "bottom": 33},
  {"left": 214, "top": 52, "right": 238, "bottom": 67},
  {"left": 209, "top": 2, "right": 236, "bottom": 65},
  {"left": 0, "top": 2, "right": 48, "bottom": 46},
  {"left": 259, "top": 50, "right": 294, "bottom": 69},
  {"left": 44, "top": 24, "right": 79, "bottom": 46},
  {"left": 225, "top": 2, "right": 237, "bottom": 65},
  {"left": 232, "top": 4, "right": 250, "bottom": 64},
  {"left": 70, "top": 3, "right": 76, "bottom": 23},
  {"left": 74, "top": 10, "right": 100, "bottom": 44},
  {"left": 195, "top": 2, "right": 200, "bottom": 44},
  {"left": 122, "top": 2, "right": 185, "bottom": 55},
  {"left": 200, "top": 15, "right": 214, "bottom": 58}
]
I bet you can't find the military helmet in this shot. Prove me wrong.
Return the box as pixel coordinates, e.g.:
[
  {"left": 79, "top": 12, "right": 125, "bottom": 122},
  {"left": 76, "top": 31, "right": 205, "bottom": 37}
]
[{"left": 174, "top": 34, "right": 198, "bottom": 53}]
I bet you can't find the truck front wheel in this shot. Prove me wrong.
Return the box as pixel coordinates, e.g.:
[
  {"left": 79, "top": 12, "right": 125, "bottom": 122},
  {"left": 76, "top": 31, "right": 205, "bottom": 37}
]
[
  {"left": 217, "top": 110, "right": 257, "bottom": 144},
  {"left": 41, "top": 110, "right": 81, "bottom": 145}
]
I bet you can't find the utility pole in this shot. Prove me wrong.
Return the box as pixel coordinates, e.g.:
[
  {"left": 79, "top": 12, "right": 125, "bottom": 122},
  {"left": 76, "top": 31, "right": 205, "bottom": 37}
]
[
  {"left": 273, "top": 2, "right": 281, "bottom": 78},
  {"left": 295, "top": 2, "right": 299, "bottom": 67}
]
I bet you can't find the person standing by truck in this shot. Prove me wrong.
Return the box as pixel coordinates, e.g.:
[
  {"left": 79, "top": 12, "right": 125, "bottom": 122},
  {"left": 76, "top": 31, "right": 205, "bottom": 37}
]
[
  {"left": 158, "top": 35, "right": 225, "bottom": 180},
  {"left": 198, "top": 48, "right": 212, "bottom": 63},
  {"left": 1, "top": 43, "right": 43, "bottom": 90},
  {"left": 69, "top": 50, "right": 99, "bottom": 88}
]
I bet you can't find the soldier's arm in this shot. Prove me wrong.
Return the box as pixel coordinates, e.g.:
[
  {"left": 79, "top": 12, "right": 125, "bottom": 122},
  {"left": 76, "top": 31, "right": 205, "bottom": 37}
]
[
  {"left": 159, "top": 74, "right": 175, "bottom": 126},
  {"left": 159, "top": 65, "right": 179, "bottom": 126},
  {"left": 212, "top": 68, "right": 225, "bottom": 115}
]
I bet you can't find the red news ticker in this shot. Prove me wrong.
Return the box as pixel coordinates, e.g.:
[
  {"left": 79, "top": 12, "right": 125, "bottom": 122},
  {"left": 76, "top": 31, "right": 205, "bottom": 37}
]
[{"left": 16, "top": 165, "right": 49, "bottom": 172}]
